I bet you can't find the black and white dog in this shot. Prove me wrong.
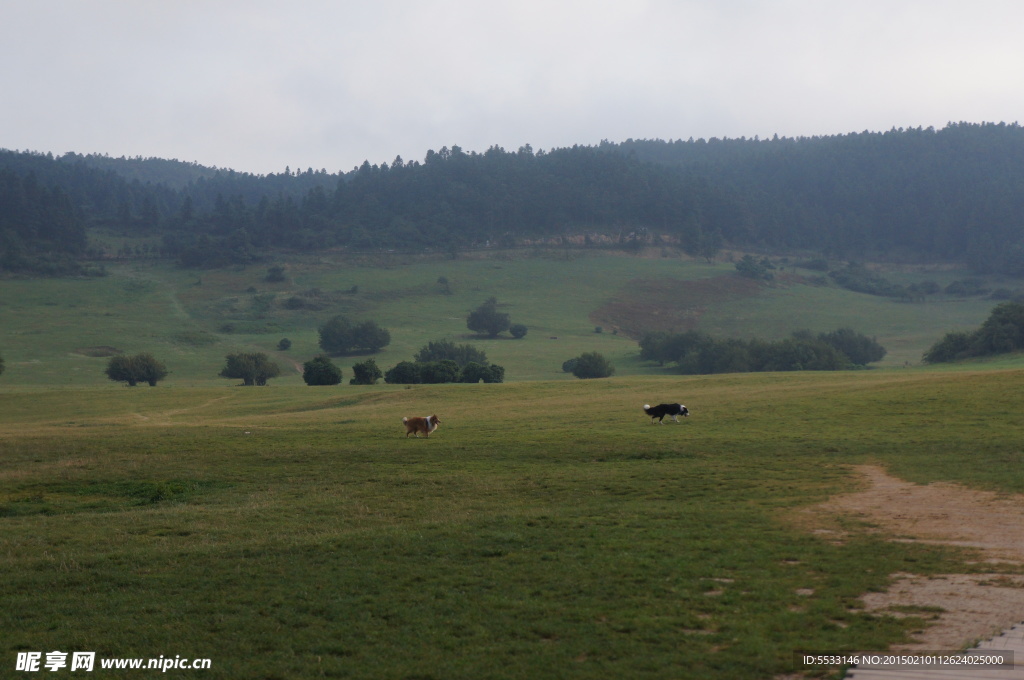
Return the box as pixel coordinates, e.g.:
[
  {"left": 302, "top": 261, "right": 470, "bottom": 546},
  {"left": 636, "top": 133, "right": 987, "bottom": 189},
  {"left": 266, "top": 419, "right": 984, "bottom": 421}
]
[{"left": 643, "top": 403, "right": 689, "bottom": 424}]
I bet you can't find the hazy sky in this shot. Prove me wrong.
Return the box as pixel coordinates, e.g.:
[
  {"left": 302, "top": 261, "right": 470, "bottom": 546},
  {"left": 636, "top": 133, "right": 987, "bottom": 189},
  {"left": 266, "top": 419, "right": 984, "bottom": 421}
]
[{"left": 3, "top": 0, "right": 1023, "bottom": 175}]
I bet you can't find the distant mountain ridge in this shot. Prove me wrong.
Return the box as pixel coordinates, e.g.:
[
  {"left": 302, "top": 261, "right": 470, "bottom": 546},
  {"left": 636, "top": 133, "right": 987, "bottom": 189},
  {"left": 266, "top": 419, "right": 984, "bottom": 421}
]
[
  {"left": 60, "top": 152, "right": 224, "bottom": 189},
  {"left": 2, "top": 121, "right": 1024, "bottom": 275}
]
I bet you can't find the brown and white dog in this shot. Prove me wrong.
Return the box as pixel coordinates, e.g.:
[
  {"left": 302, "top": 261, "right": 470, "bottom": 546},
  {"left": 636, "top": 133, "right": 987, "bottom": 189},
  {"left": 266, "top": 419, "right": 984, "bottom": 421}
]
[{"left": 402, "top": 415, "right": 440, "bottom": 438}]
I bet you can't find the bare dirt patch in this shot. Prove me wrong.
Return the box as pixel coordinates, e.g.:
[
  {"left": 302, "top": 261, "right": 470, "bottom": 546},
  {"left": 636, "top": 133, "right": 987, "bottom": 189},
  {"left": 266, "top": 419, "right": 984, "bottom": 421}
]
[
  {"left": 590, "top": 275, "right": 764, "bottom": 339},
  {"left": 795, "top": 466, "right": 1024, "bottom": 650}
]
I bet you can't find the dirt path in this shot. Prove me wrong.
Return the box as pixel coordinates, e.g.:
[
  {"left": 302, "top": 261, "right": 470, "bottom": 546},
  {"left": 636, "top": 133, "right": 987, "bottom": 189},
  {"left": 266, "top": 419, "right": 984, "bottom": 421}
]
[{"left": 796, "top": 466, "right": 1024, "bottom": 650}]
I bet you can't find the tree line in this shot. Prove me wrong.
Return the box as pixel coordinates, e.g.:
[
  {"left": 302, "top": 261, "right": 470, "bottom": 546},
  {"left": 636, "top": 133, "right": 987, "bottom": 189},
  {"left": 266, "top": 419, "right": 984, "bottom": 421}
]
[
  {"left": 5, "top": 122, "right": 1024, "bottom": 273},
  {"left": 6, "top": 122, "right": 1024, "bottom": 274},
  {"left": 640, "top": 328, "right": 887, "bottom": 374},
  {"left": 923, "top": 301, "right": 1024, "bottom": 363},
  {"left": 32, "top": 302, "right": 1022, "bottom": 389}
]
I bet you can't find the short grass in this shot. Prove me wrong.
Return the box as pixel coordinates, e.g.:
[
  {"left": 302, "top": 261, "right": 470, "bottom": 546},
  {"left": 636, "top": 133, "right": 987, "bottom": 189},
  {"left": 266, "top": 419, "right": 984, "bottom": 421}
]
[
  {"left": 2, "top": 368, "right": 1022, "bottom": 678},
  {"left": 0, "top": 249, "right": 1015, "bottom": 386}
]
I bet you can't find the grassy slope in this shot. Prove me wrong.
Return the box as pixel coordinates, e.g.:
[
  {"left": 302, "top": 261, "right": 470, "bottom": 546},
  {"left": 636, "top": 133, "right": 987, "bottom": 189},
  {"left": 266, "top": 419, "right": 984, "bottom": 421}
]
[
  {"left": 0, "top": 250, "right": 1016, "bottom": 386},
  {"left": 1, "top": 369, "right": 1023, "bottom": 678}
]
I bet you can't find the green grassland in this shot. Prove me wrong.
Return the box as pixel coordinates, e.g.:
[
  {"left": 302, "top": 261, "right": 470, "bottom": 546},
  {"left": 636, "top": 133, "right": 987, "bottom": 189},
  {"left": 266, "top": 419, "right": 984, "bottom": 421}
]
[
  {"left": 2, "top": 368, "right": 1023, "bottom": 678},
  {"left": 2, "top": 249, "right": 1023, "bottom": 677},
  {"left": 1, "top": 249, "right": 1018, "bottom": 386}
]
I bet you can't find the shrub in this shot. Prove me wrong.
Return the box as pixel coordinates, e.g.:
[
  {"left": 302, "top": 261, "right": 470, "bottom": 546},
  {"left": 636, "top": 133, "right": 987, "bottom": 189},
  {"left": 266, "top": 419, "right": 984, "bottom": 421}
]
[
  {"left": 945, "top": 279, "right": 991, "bottom": 296},
  {"left": 220, "top": 353, "right": 281, "bottom": 386},
  {"left": 923, "top": 302, "right": 1024, "bottom": 363},
  {"left": 467, "top": 297, "right": 511, "bottom": 337},
  {"left": 483, "top": 363, "right": 505, "bottom": 383},
  {"left": 277, "top": 338, "right": 292, "bottom": 351},
  {"left": 458, "top": 362, "right": 505, "bottom": 383},
  {"left": 735, "top": 255, "right": 774, "bottom": 280},
  {"left": 419, "top": 360, "right": 461, "bottom": 384},
  {"left": 105, "top": 355, "right": 139, "bottom": 386},
  {"left": 828, "top": 263, "right": 907, "bottom": 297},
  {"left": 570, "top": 352, "right": 615, "bottom": 379},
  {"left": 510, "top": 324, "right": 528, "bottom": 339},
  {"left": 319, "top": 315, "right": 391, "bottom": 354},
  {"left": 385, "top": 359, "right": 496, "bottom": 384},
  {"left": 384, "top": 361, "right": 422, "bottom": 384},
  {"left": 303, "top": 355, "right": 342, "bottom": 386},
  {"left": 639, "top": 328, "right": 886, "bottom": 374},
  {"left": 105, "top": 353, "right": 168, "bottom": 386},
  {"left": 922, "top": 331, "right": 973, "bottom": 364},
  {"left": 816, "top": 328, "right": 887, "bottom": 365},
  {"left": 415, "top": 339, "right": 487, "bottom": 367},
  {"left": 350, "top": 358, "right": 383, "bottom": 385}
]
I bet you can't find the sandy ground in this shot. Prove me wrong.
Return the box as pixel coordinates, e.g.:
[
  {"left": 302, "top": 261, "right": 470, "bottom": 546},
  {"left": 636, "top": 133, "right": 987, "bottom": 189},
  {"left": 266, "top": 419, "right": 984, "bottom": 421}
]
[{"left": 794, "top": 465, "right": 1024, "bottom": 650}]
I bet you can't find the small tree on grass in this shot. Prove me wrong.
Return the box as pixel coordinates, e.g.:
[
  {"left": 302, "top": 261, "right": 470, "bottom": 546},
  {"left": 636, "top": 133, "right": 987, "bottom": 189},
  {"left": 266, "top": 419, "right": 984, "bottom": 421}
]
[
  {"left": 105, "top": 353, "right": 168, "bottom": 386},
  {"left": 384, "top": 359, "right": 504, "bottom": 384},
  {"left": 419, "top": 359, "right": 461, "bottom": 384},
  {"left": 415, "top": 339, "right": 488, "bottom": 367},
  {"left": 735, "top": 254, "right": 774, "bottom": 280},
  {"left": 220, "top": 352, "right": 281, "bottom": 386},
  {"left": 510, "top": 323, "right": 528, "bottom": 339},
  {"left": 303, "top": 355, "right": 342, "bottom": 386},
  {"left": 467, "top": 297, "right": 511, "bottom": 337},
  {"left": 384, "top": 361, "right": 422, "bottom": 384},
  {"left": 569, "top": 352, "right": 615, "bottom": 379},
  {"left": 458, "top": 362, "right": 505, "bottom": 383},
  {"left": 350, "top": 358, "right": 383, "bottom": 385},
  {"left": 319, "top": 315, "right": 391, "bottom": 354}
]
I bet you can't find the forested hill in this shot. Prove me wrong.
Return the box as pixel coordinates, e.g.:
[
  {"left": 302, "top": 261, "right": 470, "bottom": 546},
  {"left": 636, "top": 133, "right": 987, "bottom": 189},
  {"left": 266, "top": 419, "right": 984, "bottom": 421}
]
[
  {"left": 609, "top": 122, "right": 1024, "bottom": 270},
  {"left": 2, "top": 122, "right": 1024, "bottom": 275}
]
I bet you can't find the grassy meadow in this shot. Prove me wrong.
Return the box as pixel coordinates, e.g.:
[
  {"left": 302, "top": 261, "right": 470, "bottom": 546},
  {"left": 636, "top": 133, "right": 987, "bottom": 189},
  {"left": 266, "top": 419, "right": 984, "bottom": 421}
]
[
  {"left": 3, "top": 249, "right": 1024, "bottom": 677},
  {"left": 2, "top": 368, "right": 1024, "bottom": 679},
  {"left": 0, "top": 248, "right": 1016, "bottom": 386}
]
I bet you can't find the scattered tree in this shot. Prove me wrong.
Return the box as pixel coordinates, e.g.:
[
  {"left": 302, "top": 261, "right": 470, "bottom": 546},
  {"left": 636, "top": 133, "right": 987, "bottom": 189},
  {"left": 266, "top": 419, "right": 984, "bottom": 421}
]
[
  {"left": 219, "top": 352, "right": 281, "bottom": 386},
  {"left": 385, "top": 359, "right": 505, "bottom": 384},
  {"left": 922, "top": 331, "right": 973, "bottom": 364},
  {"left": 419, "top": 359, "right": 461, "bottom": 384},
  {"left": 735, "top": 254, "right": 774, "bottom": 280},
  {"left": 816, "top": 328, "right": 887, "bottom": 365},
  {"left": 350, "top": 358, "right": 383, "bottom": 385},
  {"left": 570, "top": 352, "right": 615, "bottom": 379},
  {"left": 509, "top": 323, "right": 528, "bottom": 339},
  {"left": 458, "top": 362, "right": 505, "bottom": 383},
  {"left": 319, "top": 315, "right": 391, "bottom": 354},
  {"left": 303, "top": 355, "right": 342, "bottom": 386},
  {"left": 277, "top": 338, "right": 292, "bottom": 351},
  {"left": 415, "top": 339, "right": 487, "bottom": 367},
  {"left": 353, "top": 320, "right": 390, "bottom": 352},
  {"left": 105, "top": 353, "right": 168, "bottom": 386},
  {"left": 467, "top": 297, "right": 511, "bottom": 337},
  {"left": 384, "top": 361, "right": 422, "bottom": 385}
]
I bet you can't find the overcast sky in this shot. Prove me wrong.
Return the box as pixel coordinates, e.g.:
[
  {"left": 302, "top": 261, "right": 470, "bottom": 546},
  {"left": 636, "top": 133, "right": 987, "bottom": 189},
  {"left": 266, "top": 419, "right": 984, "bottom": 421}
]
[{"left": 2, "top": 0, "right": 1023, "bottom": 175}]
